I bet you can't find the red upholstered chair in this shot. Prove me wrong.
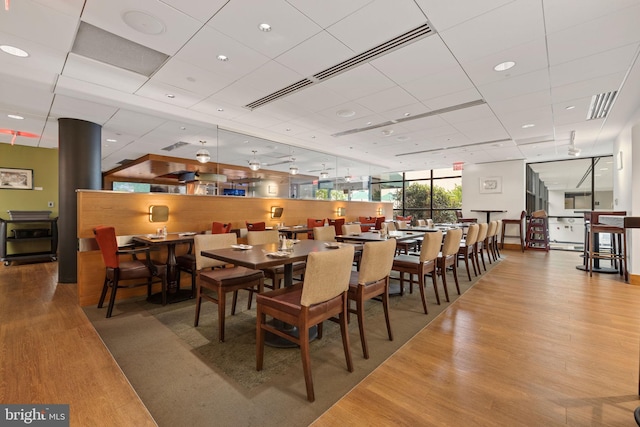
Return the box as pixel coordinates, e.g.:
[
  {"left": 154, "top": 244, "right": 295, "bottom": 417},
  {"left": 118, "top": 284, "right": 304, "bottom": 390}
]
[
  {"left": 212, "top": 222, "right": 232, "bottom": 234},
  {"left": 374, "top": 217, "right": 386, "bottom": 230},
  {"left": 328, "top": 218, "right": 345, "bottom": 236},
  {"left": 307, "top": 218, "right": 325, "bottom": 239},
  {"left": 93, "top": 226, "right": 167, "bottom": 318},
  {"left": 246, "top": 221, "right": 266, "bottom": 231}
]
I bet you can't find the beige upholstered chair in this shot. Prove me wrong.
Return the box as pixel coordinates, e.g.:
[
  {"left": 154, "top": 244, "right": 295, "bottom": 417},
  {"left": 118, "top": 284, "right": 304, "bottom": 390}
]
[
  {"left": 342, "top": 223, "right": 362, "bottom": 235},
  {"left": 416, "top": 219, "right": 426, "bottom": 226},
  {"left": 392, "top": 230, "right": 443, "bottom": 312},
  {"left": 458, "top": 223, "right": 480, "bottom": 281},
  {"left": 494, "top": 219, "right": 502, "bottom": 258},
  {"left": 437, "top": 227, "right": 463, "bottom": 303},
  {"left": 348, "top": 238, "right": 397, "bottom": 359},
  {"left": 193, "top": 234, "right": 264, "bottom": 342},
  {"left": 485, "top": 221, "right": 499, "bottom": 262},
  {"left": 313, "top": 226, "right": 336, "bottom": 241},
  {"left": 474, "top": 222, "right": 489, "bottom": 272},
  {"left": 247, "top": 230, "right": 306, "bottom": 289},
  {"left": 387, "top": 221, "right": 417, "bottom": 254},
  {"left": 256, "top": 245, "right": 355, "bottom": 402}
]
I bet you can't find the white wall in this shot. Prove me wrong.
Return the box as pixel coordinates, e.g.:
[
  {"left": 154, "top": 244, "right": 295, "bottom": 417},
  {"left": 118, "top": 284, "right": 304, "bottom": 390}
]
[{"left": 462, "top": 160, "right": 526, "bottom": 246}]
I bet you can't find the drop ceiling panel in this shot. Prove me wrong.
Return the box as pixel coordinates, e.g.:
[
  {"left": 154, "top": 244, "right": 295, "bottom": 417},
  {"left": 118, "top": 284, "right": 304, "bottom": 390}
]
[
  {"left": 0, "top": 31, "right": 67, "bottom": 85},
  {"left": 0, "top": 0, "right": 79, "bottom": 51},
  {"left": 319, "top": 64, "right": 398, "bottom": 100},
  {"left": 315, "top": 102, "right": 376, "bottom": 125},
  {"left": 158, "top": 0, "right": 227, "bottom": 23},
  {"left": 32, "top": 0, "right": 85, "bottom": 18},
  {"left": 50, "top": 95, "right": 118, "bottom": 125},
  {"left": 490, "top": 90, "right": 552, "bottom": 116},
  {"left": 135, "top": 81, "right": 207, "bottom": 108},
  {"left": 326, "top": 0, "right": 427, "bottom": 53},
  {"left": 206, "top": 0, "right": 322, "bottom": 59},
  {"left": 370, "top": 36, "right": 460, "bottom": 85},
  {"left": 150, "top": 57, "right": 235, "bottom": 96},
  {"left": 355, "top": 87, "right": 420, "bottom": 114},
  {"left": 81, "top": 0, "right": 202, "bottom": 55},
  {"left": 0, "top": 78, "right": 55, "bottom": 115},
  {"left": 438, "top": 0, "right": 544, "bottom": 63},
  {"left": 104, "top": 109, "right": 167, "bottom": 137},
  {"left": 190, "top": 98, "right": 247, "bottom": 120},
  {"left": 478, "top": 69, "right": 550, "bottom": 103},
  {"left": 550, "top": 72, "right": 626, "bottom": 104},
  {"left": 236, "top": 61, "right": 304, "bottom": 95},
  {"left": 63, "top": 53, "right": 148, "bottom": 93},
  {"left": 453, "top": 117, "right": 511, "bottom": 143},
  {"left": 284, "top": 83, "right": 348, "bottom": 113},
  {"left": 284, "top": 0, "right": 372, "bottom": 28},
  {"left": 546, "top": 5, "right": 640, "bottom": 66},
  {"left": 414, "top": 0, "right": 515, "bottom": 32},
  {"left": 421, "top": 88, "right": 484, "bottom": 111},
  {"left": 401, "top": 66, "right": 476, "bottom": 102},
  {"left": 543, "top": 0, "right": 639, "bottom": 34},
  {"left": 275, "top": 31, "right": 355, "bottom": 77}
]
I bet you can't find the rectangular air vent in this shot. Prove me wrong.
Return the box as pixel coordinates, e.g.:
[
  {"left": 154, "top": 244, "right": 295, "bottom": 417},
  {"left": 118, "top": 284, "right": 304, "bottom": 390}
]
[
  {"left": 162, "top": 141, "right": 190, "bottom": 151},
  {"left": 587, "top": 91, "right": 617, "bottom": 120},
  {"left": 244, "top": 23, "right": 434, "bottom": 110}
]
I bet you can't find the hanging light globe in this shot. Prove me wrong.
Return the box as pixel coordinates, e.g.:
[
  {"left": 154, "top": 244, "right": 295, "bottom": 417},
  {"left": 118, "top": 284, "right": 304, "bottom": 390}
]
[
  {"left": 248, "top": 150, "right": 261, "bottom": 171},
  {"left": 196, "top": 141, "right": 210, "bottom": 163},
  {"left": 319, "top": 164, "right": 329, "bottom": 179},
  {"left": 289, "top": 157, "right": 299, "bottom": 175}
]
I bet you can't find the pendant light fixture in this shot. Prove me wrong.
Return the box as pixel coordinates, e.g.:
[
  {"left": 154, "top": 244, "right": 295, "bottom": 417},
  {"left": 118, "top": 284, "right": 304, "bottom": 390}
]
[
  {"left": 344, "top": 168, "right": 351, "bottom": 182},
  {"left": 195, "top": 140, "right": 211, "bottom": 163},
  {"left": 249, "top": 150, "right": 261, "bottom": 171},
  {"left": 319, "top": 164, "right": 329, "bottom": 179},
  {"left": 289, "top": 157, "right": 299, "bottom": 175}
]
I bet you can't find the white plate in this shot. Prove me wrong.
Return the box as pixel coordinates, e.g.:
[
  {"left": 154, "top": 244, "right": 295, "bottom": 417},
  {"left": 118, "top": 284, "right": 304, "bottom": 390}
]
[
  {"left": 179, "top": 232, "right": 196, "bottom": 236},
  {"left": 231, "top": 244, "right": 253, "bottom": 250},
  {"left": 147, "top": 234, "right": 164, "bottom": 239},
  {"left": 291, "top": 239, "right": 301, "bottom": 244}
]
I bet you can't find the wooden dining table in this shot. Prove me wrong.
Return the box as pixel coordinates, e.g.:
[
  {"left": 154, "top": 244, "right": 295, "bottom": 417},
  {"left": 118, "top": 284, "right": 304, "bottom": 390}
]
[
  {"left": 335, "top": 230, "right": 425, "bottom": 243},
  {"left": 201, "top": 239, "right": 357, "bottom": 347},
  {"left": 133, "top": 233, "right": 196, "bottom": 304}
]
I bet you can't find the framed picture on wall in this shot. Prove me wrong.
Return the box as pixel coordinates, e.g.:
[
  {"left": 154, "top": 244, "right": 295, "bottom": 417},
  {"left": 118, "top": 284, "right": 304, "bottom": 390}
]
[
  {"left": 0, "top": 167, "right": 33, "bottom": 190},
  {"left": 479, "top": 176, "right": 502, "bottom": 194}
]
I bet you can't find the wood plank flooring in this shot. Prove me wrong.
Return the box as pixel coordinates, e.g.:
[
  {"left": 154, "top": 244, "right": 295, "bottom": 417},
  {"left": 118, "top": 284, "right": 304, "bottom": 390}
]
[
  {"left": 2, "top": 250, "right": 639, "bottom": 426},
  {"left": 0, "top": 262, "right": 156, "bottom": 426},
  {"left": 313, "top": 250, "right": 640, "bottom": 426}
]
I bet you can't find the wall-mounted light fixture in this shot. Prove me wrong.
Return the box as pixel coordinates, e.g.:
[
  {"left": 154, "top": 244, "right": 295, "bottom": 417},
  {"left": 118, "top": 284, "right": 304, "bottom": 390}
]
[
  {"left": 149, "top": 205, "right": 169, "bottom": 222},
  {"left": 336, "top": 207, "right": 346, "bottom": 217},
  {"left": 270, "top": 206, "right": 284, "bottom": 218},
  {"left": 376, "top": 207, "right": 384, "bottom": 216}
]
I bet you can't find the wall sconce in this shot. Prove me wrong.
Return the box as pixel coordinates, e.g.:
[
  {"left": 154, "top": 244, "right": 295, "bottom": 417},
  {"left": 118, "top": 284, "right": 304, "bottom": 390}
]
[
  {"left": 149, "top": 205, "right": 169, "bottom": 222},
  {"left": 336, "top": 207, "right": 346, "bottom": 217},
  {"left": 270, "top": 206, "right": 284, "bottom": 219},
  {"left": 376, "top": 208, "right": 384, "bottom": 216}
]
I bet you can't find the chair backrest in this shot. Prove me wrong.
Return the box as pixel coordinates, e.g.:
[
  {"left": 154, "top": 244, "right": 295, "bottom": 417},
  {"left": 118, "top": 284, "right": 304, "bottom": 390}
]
[
  {"left": 358, "top": 216, "right": 373, "bottom": 224},
  {"left": 328, "top": 218, "right": 345, "bottom": 235},
  {"left": 194, "top": 233, "right": 237, "bottom": 270},
  {"left": 300, "top": 245, "right": 355, "bottom": 307},
  {"left": 396, "top": 220, "right": 408, "bottom": 229},
  {"left": 246, "top": 221, "right": 266, "bottom": 231},
  {"left": 386, "top": 221, "right": 397, "bottom": 232},
  {"left": 465, "top": 223, "right": 480, "bottom": 246},
  {"left": 487, "top": 221, "right": 498, "bottom": 238},
  {"left": 477, "top": 222, "right": 488, "bottom": 242},
  {"left": 342, "top": 223, "right": 361, "bottom": 235},
  {"left": 417, "top": 219, "right": 426, "bottom": 226},
  {"left": 419, "top": 230, "right": 443, "bottom": 263},
  {"left": 93, "top": 226, "right": 119, "bottom": 268},
  {"left": 495, "top": 220, "right": 502, "bottom": 238},
  {"left": 519, "top": 210, "right": 527, "bottom": 220},
  {"left": 247, "top": 229, "right": 280, "bottom": 246},
  {"left": 307, "top": 218, "right": 325, "bottom": 229},
  {"left": 211, "top": 221, "right": 232, "bottom": 234},
  {"left": 426, "top": 219, "right": 434, "bottom": 227},
  {"left": 455, "top": 211, "right": 463, "bottom": 219},
  {"left": 313, "top": 226, "right": 336, "bottom": 241},
  {"left": 358, "top": 239, "right": 397, "bottom": 285},
  {"left": 374, "top": 217, "right": 385, "bottom": 230},
  {"left": 441, "top": 228, "right": 463, "bottom": 256}
]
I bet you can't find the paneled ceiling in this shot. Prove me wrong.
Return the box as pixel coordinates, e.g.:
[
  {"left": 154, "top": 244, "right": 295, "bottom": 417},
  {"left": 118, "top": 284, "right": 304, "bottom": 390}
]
[{"left": 1, "top": 0, "right": 639, "bottom": 180}]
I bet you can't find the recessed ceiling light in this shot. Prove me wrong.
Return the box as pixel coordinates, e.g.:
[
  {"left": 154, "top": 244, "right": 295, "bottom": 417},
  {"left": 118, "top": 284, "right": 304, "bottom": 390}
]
[
  {"left": 7, "top": 114, "right": 24, "bottom": 120},
  {"left": 217, "top": 54, "right": 228, "bottom": 62},
  {"left": 565, "top": 105, "right": 576, "bottom": 110},
  {"left": 396, "top": 136, "right": 409, "bottom": 141},
  {"left": 217, "top": 108, "right": 224, "bottom": 112},
  {"left": 521, "top": 123, "right": 535, "bottom": 129},
  {"left": 0, "top": 45, "right": 29, "bottom": 57},
  {"left": 404, "top": 112, "right": 411, "bottom": 117},
  {"left": 258, "top": 23, "right": 272, "bottom": 32},
  {"left": 106, "top": 138, "right": 117, "bottom": 142},
  {"left": 180, "top": 126, "right": 186, "bottom": 130},
  {"left": 494, "top": 61, "right": 515, "bottom": 71},
  {"left": 122, "top": 10, "right": 166, "bottom": 35},
  {"left": 336, "top": 109, "right": 355, "bottom": 118},
  {"left": 366, "top": 121, "right": 372, "bottom": 125},
  {"left": 285, "top": 128, "right": 291, "bottom": 131},
  {"left": 165, "top": 94, "right": 175, "bottom": 98},
  {"left": 381, "top": 129, "right": 394, "bottom": 136}
]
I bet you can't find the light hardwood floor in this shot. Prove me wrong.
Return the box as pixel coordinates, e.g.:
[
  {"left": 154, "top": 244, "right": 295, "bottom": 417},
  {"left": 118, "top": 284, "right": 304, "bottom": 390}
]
[
  {"left": 0, "top": 262, "right": 156, "bottom": 426},
  {"left": 2, "top": 250, "right": 639, "bottom": 426},
  {"left": 313, "top": 250, "right": 640, "bottom": 426}
]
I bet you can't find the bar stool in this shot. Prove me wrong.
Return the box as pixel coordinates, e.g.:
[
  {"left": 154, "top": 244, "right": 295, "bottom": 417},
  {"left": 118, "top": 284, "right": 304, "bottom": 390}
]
[
  {"left": 589, "top": 216, "right": 628, "bottom": 282},
  {"left": 501, "top": 210, "right": 526, "bottom": 252}
]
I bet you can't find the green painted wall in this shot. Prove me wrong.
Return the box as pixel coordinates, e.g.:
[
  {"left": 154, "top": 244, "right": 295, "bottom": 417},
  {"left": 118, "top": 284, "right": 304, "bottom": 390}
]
[{"left": 0, "top": 143, "right": 59, "bottom": 220}]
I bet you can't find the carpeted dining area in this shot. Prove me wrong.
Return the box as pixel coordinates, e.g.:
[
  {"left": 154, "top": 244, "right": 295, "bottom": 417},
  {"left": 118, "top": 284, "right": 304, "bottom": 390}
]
[{"left": 83, "top": 258, "right": 500, "bottom": 427}]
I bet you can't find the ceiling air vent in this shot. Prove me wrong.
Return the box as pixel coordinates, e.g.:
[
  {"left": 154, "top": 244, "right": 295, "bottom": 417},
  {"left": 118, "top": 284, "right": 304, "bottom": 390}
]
[
  {"left": 586, "top": 91, "right": 617, "bottom": 120},
  {"left": 244, "top": 22, "right": 434, "bottom": 110},
  {"left": 161, "top": 141, "right": 190, "bottom": 151}
]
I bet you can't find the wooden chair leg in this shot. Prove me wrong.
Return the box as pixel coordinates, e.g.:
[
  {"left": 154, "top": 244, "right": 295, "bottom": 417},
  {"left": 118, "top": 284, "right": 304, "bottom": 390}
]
[
  {"left": 106, "top": 281, "right": 118, "bottom": 318},
  {"left": 299, "top": 320, "right": 314, "bottom": 402},
  {"left": 417, "top": 272, "right": 428, "bottom": 314},
  {"left": 218, "top": 288, "right": 226, "bottom": 342},
  {"left": 340, "top": 297, "right": 353, "bottom": 374},
  {"left": 194, "top": 283, "right": 202, "bottom": 327},
  {"left": 382, "top": 285, "right": 393, "bottom": 340},
  {"left": 256, "top": 306, "right": 265, "bottom": 371},
  {"left": 430, "top": 270, "right": 440, "bottom": 305},
  {"left": 356, "top": 295, "right": 368, "bottom": 359},
  {"left": 98, "top": 277, "right": 109, "bottom": 308}
]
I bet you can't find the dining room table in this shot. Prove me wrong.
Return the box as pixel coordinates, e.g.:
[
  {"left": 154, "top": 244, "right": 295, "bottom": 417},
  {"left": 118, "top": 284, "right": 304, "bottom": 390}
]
[
  {"left": 132, "top": 232, "right": 196, "bottom": 304},
  {"left": 275, "top": 225, "right": 313, "bottom": 239},
  {"left": 335, "top": 230, "right": 425, "bottom": 243},
  {"left": 470, "top": 209, "right": 507, "bottom": 223},
  {"left": 201, "top": 239, "right": 358, "bottom": 347}
]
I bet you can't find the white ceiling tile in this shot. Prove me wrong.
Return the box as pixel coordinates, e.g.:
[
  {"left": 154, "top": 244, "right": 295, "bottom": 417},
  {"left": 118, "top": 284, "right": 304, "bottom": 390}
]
[
  {"left": 104, "top": 109, "right": 167, "bottom": 136},
  {"left": 355, "top": 87, "right": 419, "bottom": 114},
  {"left": 50, "top": 95, "right": 118, "bottom": 125},
  {"left": 402, "top": 66, "right": 475, "bottom": 102},
  {"left": 81, "top": 0, "right": 202, "bottom": 55},
  {"left": 551, "top": 72, "right": 627, "bottom": 104},
  {"left": 150, "top": 57, "right": 235, "bottom": 96},
  {"left": 478, "top": 69, "right": 550, "bottom": 103},
  {"left": 284, "top": 0, "right": 373, "bottom": 28},
  {"left": 236, "top": 61, "right": 304, "bottom": 95},
  {"left": 63, "top": 53, "right": 147, "bottom": 93},
  {"left": 422, "top": 88, "right": 484, "bottom": 111},
  {"left": 320, "top": 64, "right": 397, "bottom": 100},
  {"left": 327, "top": 0, "right": 427, "bottom": 52},
  {"left": 158, "top": 0, "right": 227, "bottom": 23},
  {"left": 284, "top": 83, "right": 348, "bottom": 113},
  {"left": 135, "top": 80, "right": 207, "bottom": 108},
  {"left": 414, "top": 0, "right": 515, "bottom": 32},
  {"left": 275, "top": 31, "right": 355, "bottom": 77}
]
